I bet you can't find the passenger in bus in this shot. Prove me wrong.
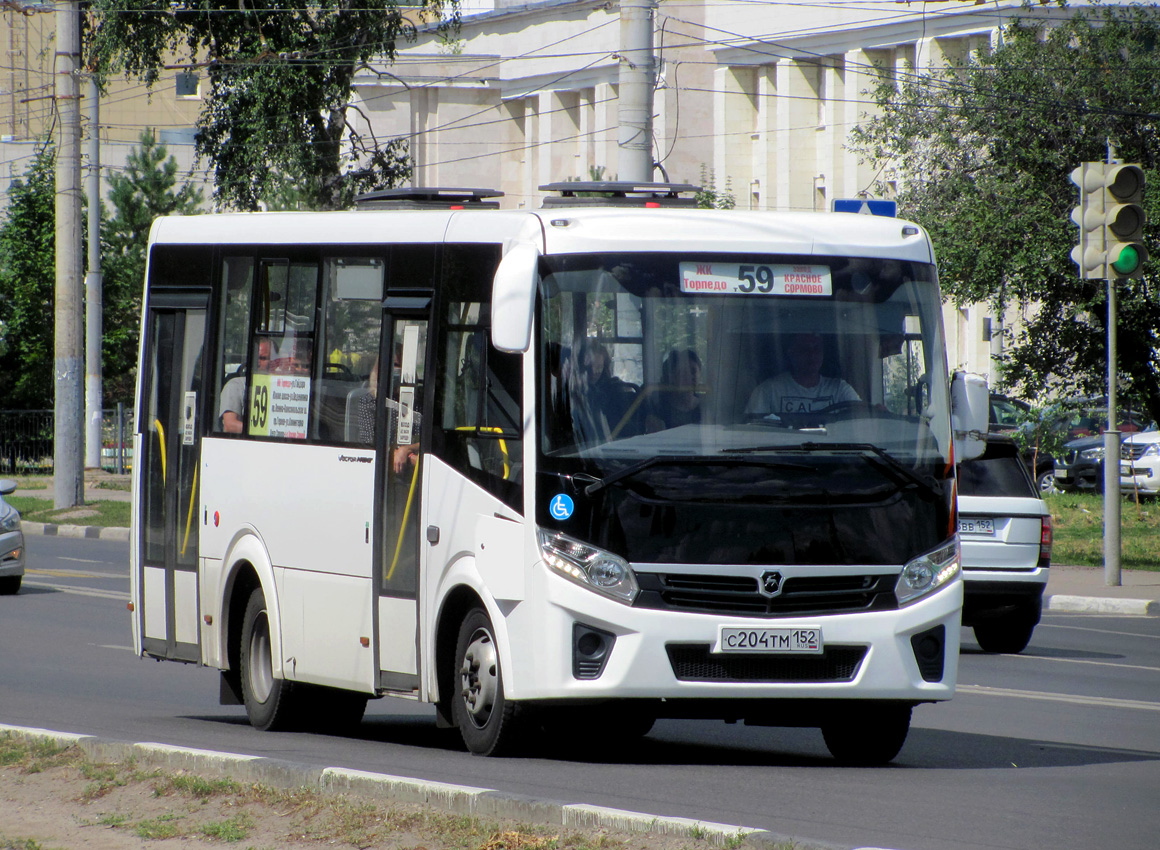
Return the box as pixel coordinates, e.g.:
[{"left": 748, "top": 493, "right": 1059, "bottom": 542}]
[
  {"left": 645, "top": 348, "right": 704, "bottom": 431},
  {"left": 745, "top": 332, "right": 859, "bottom": 417},
  {"left": 354, "top": 360, "right": 422, "bottom": 471},
  {"left": 575, "top": 340, "right": 639, "bottom": 439},
  {"left": 218, "top": 338, "right": 271, "bottom": 433}
]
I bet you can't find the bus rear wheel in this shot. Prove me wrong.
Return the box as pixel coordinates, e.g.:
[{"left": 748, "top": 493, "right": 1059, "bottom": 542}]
[
  {"left": 821, "top": 703, "right": 912, "bottom": 766},
  {"left": 453, "top": 607, "right": 521, "bottom": 755},
  {"left": 240, "top": 587, "right": 299, "bottom": 731}
]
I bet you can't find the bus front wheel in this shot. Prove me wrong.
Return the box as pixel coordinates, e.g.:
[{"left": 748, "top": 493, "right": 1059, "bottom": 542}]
[
  {"left": 821, "top": 703, "right": 912, "bottom": 766},
  {"left": 453, "top": 607, "right": 521, "bottom": 755},
  {"left": 240, "top": 587, "right": 299, "bottom": 731}
]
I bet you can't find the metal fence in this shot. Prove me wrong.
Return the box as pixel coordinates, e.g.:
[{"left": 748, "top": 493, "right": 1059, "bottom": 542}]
[{"left": 0, "top": 405, "right": 134, "bottom": 474}]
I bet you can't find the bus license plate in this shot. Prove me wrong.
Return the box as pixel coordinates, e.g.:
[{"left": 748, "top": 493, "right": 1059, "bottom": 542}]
[
  {"left": 959, "top": 518, "right": 994, "bottom": 535},
  {"left": 718, "top": 627, "right": 823, "bottom": 654}
]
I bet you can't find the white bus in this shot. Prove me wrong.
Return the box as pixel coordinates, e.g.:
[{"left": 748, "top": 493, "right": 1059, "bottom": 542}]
[{"left": 130, "top": 184, "right": 987, "bottom": 765}]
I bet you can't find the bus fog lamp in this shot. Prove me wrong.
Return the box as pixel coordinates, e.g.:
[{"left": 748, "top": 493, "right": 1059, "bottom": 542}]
[{"left": 538, "top": 529, "right": 639, "bottom": 604}]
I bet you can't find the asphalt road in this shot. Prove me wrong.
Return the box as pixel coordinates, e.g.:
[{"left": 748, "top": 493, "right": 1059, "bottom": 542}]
[{"left": 3, "top": 536, "right": 1159, "bottom": 850}]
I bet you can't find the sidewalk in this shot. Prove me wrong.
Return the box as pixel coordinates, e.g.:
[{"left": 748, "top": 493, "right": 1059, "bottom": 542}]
[{"left": 12, "top": 476, "right": 1158, "bottom": 615}]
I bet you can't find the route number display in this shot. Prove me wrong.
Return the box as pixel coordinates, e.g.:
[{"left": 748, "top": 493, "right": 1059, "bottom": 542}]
[{"left": 679, "top": 262, "right": 832, "bottom": 296}]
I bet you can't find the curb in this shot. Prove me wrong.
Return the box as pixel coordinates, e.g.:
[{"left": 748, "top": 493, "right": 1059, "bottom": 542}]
[
  {"left": 21, "top": 521, "right": 130, "bottom": 541},
  {"left": 0, "top": 724, "right": 844, "bottom": 850},
  {"left": 1044, "top": 593, "right": 1159, "bottom": 616}
]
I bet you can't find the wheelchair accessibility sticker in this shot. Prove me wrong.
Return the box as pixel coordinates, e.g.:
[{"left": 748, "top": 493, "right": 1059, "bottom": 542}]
[{"left": 549, "top": 494, "right": 575, "bottom": 521}]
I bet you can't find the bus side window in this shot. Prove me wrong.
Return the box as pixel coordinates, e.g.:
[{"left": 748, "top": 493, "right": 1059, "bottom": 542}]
[
  {"left": 433, "top": 245, "right": 523, "bottom": 513},
  {"left": 214, "top": 257, "right": 255, "bottom": 434},
  {"left": 319, "top": 257, "right": 385, "bottom": 444}
]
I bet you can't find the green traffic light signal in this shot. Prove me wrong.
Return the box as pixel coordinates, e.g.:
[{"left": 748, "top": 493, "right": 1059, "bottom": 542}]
[{"left": 1111, "top": 244, "right": 1142, "bottom": 275}]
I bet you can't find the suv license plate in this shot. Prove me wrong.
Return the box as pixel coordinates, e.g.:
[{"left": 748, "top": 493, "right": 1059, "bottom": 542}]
[
  {"left": 718, "top": 627, "right": 823, "bottom": 654},
  {"left": 960, "top": 518, "right": 995, "bottom": 535}
]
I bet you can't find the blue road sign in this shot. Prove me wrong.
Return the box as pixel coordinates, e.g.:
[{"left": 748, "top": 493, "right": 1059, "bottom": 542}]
[{"left": 831, "top": 198, "right": 898, "bottom": 217}]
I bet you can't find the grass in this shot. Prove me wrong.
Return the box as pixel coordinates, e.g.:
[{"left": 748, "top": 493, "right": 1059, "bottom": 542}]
[
  {"left": 1045, "top": 492, "right": 1160, "bottom": 569},
  {"left": 5, "top": 494, "right": 131, "bottom": 529}
]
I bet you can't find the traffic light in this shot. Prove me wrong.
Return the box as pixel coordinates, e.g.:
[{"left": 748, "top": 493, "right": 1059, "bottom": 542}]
[
  {"left": 1070, "top": 162, "right": 1107, "bottom": 279},
  {"left": 1103, "top": 164, "right": 1148, "bottom": 279},
  {"left": 1069, "top": 162, "right": 1149, "bottom": 280}
]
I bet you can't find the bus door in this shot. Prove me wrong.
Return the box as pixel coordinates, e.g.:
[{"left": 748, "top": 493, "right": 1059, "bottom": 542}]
[
  {"left": 375, "top": 295, "right": 430, "bottom": 692},
  {"left": 138, "top": 292, "right": 207, "bottom": 663}
]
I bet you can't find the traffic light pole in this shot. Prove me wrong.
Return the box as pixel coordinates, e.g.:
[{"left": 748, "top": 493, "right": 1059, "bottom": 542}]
[{"left": 1103, "top": 276, "right": 1121, "bottom": 586}]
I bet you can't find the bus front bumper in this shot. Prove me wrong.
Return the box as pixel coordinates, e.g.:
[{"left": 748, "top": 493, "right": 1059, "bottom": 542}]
[{"left": 503, "top": 570, "right": 962, "bottom": 704}]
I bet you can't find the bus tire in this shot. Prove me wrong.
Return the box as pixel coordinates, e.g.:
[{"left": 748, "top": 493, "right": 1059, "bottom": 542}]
[
  {"left": 240, "top": 587, "right": 299, "bottom": 731},
  {"left": 453, "top": 607, "right": 520, "bottom": 756},
  {"left": 821, "top": 703, "right": 911, "bottom": 766}
]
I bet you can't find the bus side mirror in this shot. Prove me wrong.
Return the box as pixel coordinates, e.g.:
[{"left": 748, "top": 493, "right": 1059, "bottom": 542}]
[
  {"left": 491, "top": 242, "right": 541, "bottom": 353},
  {"left": 951, "top": 371, "right": 988, "bottom": 462}
]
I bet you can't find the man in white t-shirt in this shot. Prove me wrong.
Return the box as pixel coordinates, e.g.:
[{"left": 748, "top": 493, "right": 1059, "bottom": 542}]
[{"left": 746, "top": 332, "right": 859, "bottom": 417}]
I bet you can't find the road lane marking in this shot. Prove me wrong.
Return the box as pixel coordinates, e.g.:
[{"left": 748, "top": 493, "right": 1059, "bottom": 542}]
[
  {"left": 22, "top": 579, "right": 129, "bottom": 602},
  {"left": 1006, "top": 653, "right": 1160, "bottom": 675},
  {"left": 59, "top": 556, "right": 103, "bottom": 564},
  {"left": 28, "top": 568, "right": 122, "bottom": 579},
  {"left": 1039, "top": 622, "right": 1160, "bottom": 640},
  {"left": 958, "top": 684, "right": 1160, "bottom": 711}
]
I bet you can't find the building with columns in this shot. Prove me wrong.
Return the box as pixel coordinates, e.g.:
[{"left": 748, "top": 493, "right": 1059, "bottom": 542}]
[{"left": 353, "top": 0, "right": 1091, "bottom": 384}]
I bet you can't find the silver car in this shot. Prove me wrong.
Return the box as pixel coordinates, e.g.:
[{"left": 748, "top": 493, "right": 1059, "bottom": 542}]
[
  {"left": 0, "top": 478, "right": 25, "bottom": 595},
  {"left": 957, "top": 437, "right": 1053, "bottom": 653}
]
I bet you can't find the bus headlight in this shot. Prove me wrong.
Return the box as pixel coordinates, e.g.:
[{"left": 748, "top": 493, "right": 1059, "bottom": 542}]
[
  {"left": 537, "top": 529, "right": 639, "bottom": 604},
  {"left": 895, "top": 540, "right": 959, "bottom": 606}
]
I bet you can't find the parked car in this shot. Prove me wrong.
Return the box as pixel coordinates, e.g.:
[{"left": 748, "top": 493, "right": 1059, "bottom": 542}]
[
  {"left": 1054, "top": 434, "right": 1111, "bottom": 494},
  {"left": 957, "top": 436, "right": 1052, "bottom": 654},
  {"left": 0, "top": 479, "right": 25, "bottom": 595},
  {"left": 1121, "top": 431, "right": 1160, "bottom": 499}
]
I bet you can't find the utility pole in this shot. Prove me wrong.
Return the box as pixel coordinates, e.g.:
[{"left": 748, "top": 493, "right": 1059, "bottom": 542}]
[
  {"left": 85, "top": 74, "right": 103, "bottom": 472},
  {"left": 54, "top": 0, "right": 84, "bottom": 508},
  {"left": 617, "top": 0, "right": 656, "bottom": 182}
]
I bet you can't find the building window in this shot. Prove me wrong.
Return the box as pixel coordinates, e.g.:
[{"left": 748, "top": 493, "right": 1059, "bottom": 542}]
[{"left": 176, "top": 72, "right": 200, "bottom": 99}]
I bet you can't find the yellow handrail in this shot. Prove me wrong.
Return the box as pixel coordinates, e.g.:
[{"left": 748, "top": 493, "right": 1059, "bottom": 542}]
[
  {"left": 153, "top": 419, "right": 167, "bottom": 484},
  {"left": 386, "top": 457, "right": 420, "bottom": 582},
  {"left": 180, "top": 466, "right": 198, "bottom": 557},
  {"left": 453, "top": 425, "right": 511, "bottom": 479}
]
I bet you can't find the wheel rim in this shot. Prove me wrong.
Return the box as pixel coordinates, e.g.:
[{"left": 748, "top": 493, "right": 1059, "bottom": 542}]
[
  {"left": 459, "top": 627, "right": 498, "bottom": 729},
  {"left": 247, "top": 611, "right": 274, "bottom": 704},
  {"left": 1039, "top": 472, "right": 1056, "bottom": 493}
]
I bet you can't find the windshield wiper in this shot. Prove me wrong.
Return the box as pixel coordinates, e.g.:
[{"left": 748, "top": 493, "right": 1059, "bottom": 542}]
[
  {"left": 803, "top": 441, "right": 940, "bottom": 494},
  {"left": 726, "top": 441, "right": 940, "bottom": 494},
  {"left": 583, "top": 455, "right": 815, "bottom": 496}
]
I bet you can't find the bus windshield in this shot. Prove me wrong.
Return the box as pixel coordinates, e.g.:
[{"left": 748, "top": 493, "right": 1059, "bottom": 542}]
[
  {"left": 537, "top": 252, "right": 953, "bottom": 565},
  {"left": 540, "top": 252, "right": 950, "bottom": 465}
]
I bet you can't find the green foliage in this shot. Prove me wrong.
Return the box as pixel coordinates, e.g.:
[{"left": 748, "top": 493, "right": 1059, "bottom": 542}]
[
  {"left": 1011, "top": 401, "right": 1072, "bottom": 469},
  {"left": 694, "top": 165, "right": 735, "bottom": 209},
  {"left": 0, "top": 148, "right": 56, "bottom": 409},
  {"left": 848, "top": 3, "right": 1160, "bottom": 423},
  {"left": 102, "top": 130, "right": 205, "bottom": 403},
  {"left": 89, "top": 0, "right": 458, "bottom": 211}
]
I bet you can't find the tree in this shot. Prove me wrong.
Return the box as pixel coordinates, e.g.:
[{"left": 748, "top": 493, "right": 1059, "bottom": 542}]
[
  {"left": 101, "top": 130, "right": 205, "bottom": 402},
  {"left": 0, "top": 147, "right": 56, "bottom": 410},
  {"left": 89, "top": 0, "right": 458, "bottom": 211},
  {"left": 849, "top": 2, "right": 1160, "bottom": 424}
]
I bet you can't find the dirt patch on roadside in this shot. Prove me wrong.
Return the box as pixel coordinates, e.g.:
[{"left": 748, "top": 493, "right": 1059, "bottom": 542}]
[{"left": 0, "top": 742, "right": 758, "bottom": 850}]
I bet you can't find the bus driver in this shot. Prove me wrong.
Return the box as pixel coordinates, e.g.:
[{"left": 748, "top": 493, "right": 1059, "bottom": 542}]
[{"left": 745, "top": 331, "right": 859, "bottom": 417}]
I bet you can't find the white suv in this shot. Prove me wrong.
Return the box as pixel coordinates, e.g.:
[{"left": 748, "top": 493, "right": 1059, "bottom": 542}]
[
  {"left": 1121, "top": 431, "right": 1160, "bottom": 498},
  {"left": 957, "top": 437, "right": 1053, "bottom": 654}
]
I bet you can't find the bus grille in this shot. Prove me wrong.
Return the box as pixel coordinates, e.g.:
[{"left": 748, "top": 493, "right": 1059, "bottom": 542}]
[
  {"left": 666, "top": 644, "right": 867, "bottom": 682},
  {"left": 635, "top": 572, "right": 897, "bottom": 617}
]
